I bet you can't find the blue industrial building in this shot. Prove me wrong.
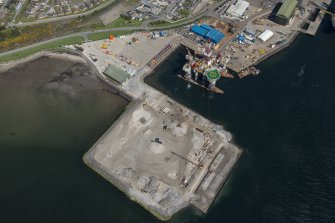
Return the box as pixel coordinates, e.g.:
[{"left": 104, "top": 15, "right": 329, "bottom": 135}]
[{"left": 191, "top": 24, "right": 225, "bottom": 44}]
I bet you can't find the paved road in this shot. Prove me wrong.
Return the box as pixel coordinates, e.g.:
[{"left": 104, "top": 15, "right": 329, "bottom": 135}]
[
  {"left": 7, "top": 0, "right": 116, "bottom": 27},
  {"left": 0, "top": 0, "right": 226, "bottom": 58}
]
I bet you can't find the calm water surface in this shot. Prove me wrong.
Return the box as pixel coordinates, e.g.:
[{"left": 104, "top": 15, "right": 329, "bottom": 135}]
[{"left": 0, "top": 16, "right": 335, "bottom": 223}]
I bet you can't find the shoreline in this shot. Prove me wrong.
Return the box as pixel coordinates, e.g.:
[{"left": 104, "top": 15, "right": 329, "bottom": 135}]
[
  {"left": 0, "top": 50, "right": 134, "bottom": 103},
  {"left": 0, "top": 50, "right": 86, "bottom": 73}
]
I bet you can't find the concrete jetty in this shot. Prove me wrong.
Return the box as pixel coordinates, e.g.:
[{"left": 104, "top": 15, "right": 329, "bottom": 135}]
[
  {"left": 191, "top": 143, "right": 241, "bottom": 213},
  {"left": 299, "top": 0, "right": 333, "bottom": 36},
  {"left": 81, "top": 32, "right": 242, "bottom": 220}
]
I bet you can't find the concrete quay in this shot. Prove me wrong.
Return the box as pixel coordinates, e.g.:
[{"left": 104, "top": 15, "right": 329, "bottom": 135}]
[
  {"left": 82, "top": 32, "right": 243, "bottom": 220},
  {"left": 191, "top": 143, "right": 242, "bottom": 213},
  {"left": 300, "top": 0, "right": 333, "bottom": 36}
]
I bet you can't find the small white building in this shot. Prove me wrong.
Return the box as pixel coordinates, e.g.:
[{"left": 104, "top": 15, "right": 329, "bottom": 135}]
[
  {"left": 226, "top": 0, "right": 250, "bottom": 17},
  {"left": 258, "top": 30, "right": 274, "bottom": 42}
]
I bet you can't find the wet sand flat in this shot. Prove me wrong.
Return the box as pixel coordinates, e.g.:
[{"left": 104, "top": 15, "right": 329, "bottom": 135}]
[{"left": 0, "top": 55, "right": 129, "bottom": 146}]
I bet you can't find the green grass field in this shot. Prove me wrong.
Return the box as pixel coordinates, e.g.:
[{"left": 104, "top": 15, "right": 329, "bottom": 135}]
[
  {"left": 148, "top": 18, "right": 195, "bottom": 28},
  {"left": 87, "top": 30, "right": 134, "bottom": 41},
  {"left": 148, "top": 20, "right": 171, "bottom": 27},
  {"left": 0, "top": 36, "right": 84, "bottom": 63},
  {"left": 107, "top": 17, "right": 143, "bottom": 28}
]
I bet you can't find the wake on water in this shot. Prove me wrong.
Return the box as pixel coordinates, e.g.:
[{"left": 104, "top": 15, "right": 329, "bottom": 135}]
[{"left": 297, "top": 65, "right": 306, "bottom": 77}]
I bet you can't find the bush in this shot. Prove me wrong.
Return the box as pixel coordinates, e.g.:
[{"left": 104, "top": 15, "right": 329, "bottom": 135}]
[
  {"left": 149, "top": 20, "right": 168, "bottom": 26},
  {"left": 120, "top": 13, "right": 131, "bottom": 21}
]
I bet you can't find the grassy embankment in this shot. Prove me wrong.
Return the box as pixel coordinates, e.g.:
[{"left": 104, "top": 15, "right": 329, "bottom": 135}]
[
  {"left": 87, "top": 30, "right": 134, "bottom": 41},
  {"left": 0, "top": 29, "right": 137, "bottom": 63},
  {"left": 0, "top": 17, "right": 140, "bottom": 62},
  {"left": 106, "top": 17, "right": 143, "bottom": 28},
  {"left": 0, "top": 36, "right": 84, "bottom": 63},
  {"left": 87, "top": 17, "right": 143, "bottom": 40},
  {"left": 148, "top": 18, "right": 198, "bottom": 28}
]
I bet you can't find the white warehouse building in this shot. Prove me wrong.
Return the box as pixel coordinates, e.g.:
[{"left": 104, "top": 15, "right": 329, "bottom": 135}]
[
  {"left": 226, "top": 0, "right": 250, "bottom": 17},
  {"left": 258, "top": 30, "right": 274, "bottom": 42}
]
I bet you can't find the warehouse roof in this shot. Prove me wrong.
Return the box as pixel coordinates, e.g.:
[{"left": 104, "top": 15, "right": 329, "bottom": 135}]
[
  {"left": 205, "top": 30, "right": 225, "bottom": 44},
  {"left": 277, "top": 0, "right": 298, "bottom": 19},
  {"left": 103, "top": 65, "right": 130, "bottom": 84},
  {"left": 191, "top": 25, "right": 209, "bottom": 37},
  {"left": 191, "top": 24, "right": 225, "bottom": 44},
  {"left": 258, "top": 30, "right": 274, "bottom": 42},
  {"left": 226, "top": 0, "right": 249, "bottom": 17},
  {"left": 200, "top": 24, "right": 215, "bottom": 32}
]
